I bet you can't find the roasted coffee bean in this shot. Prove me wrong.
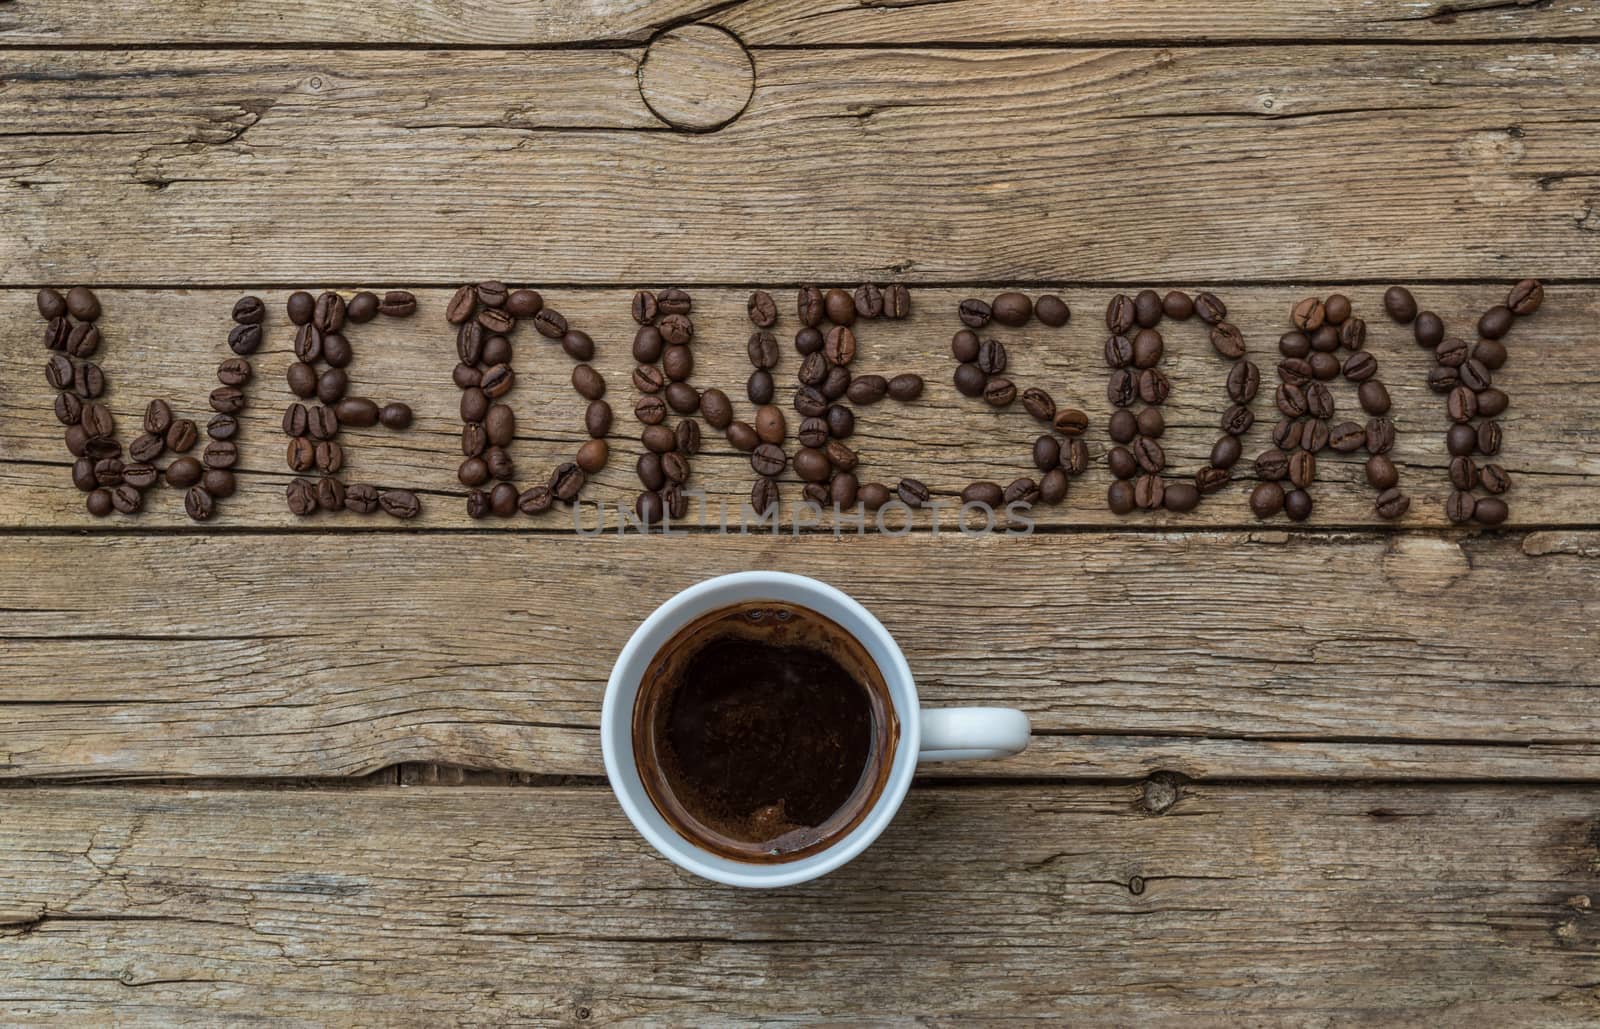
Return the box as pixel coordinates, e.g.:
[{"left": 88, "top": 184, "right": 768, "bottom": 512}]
[
  {"left": 284, "top": 361, "right": 317, "bottom": 399},
  {"left": 747, "top": 478, "right": 779, "bottom": 517},
  {"left": 37, "top": 287, "right": 67, "bottom": 320},
  {"left": 1477, "top": 305, "right": 1513, "bottom": 340},
  {"left": 1369, "top": 423, "right": 1401, "bottom": 460},
  {"left": 1138, "top": 407, "right": 1165, "bottom": 439},
  {"left": 201, "top": 468, "right": 235, "bottom": 498},
  {"left": 744, "top": 369, "right": 773, "bottom": 406},
  {"left": 282, "top": 403, "right": 310, "bottom": 438},
  {"left": 847, "top": 375, "right": 889, "bottom": 405},
  {"left": 446, "top": 285, "right": 477, "bottom": 325},
  {"left": 1133, "top": 437, "right": 1165, "bottom": 474},
  {"left": 1374, "top": 488, "right": 1410, "bottom": 520},
  {"left": 1136, "top": 368, "right": 1170, "bottom": 405},
  {"left": 331, "top": 396, "right": 377, "bottom": 429},
  {"left": 378, "top": 401, "right": 413, "bottom": 430},
  {"left": 1382, "top": 286, "right": 1417, "bottom": 323},
  {"left": 1304, "top": 382, "right": 1334, "bottom": 419},
  {"left": 1221, "top": 404, "right": 1254, "bottom": 436},
  {"left": 307, "top": 405, "right": 339, "bottom": 440},
  {"left": 1066, "top": 440, "right": 1091, "bottom": 476},
  {"left": 1281, "top": 488, "right": 1312, "bottom": 522},
  {"left": 952, "top": 331, "right": 983, "bottom": 365},
  {"left": 480, "top": 334, "right": 512, "bottom": 367},
  {"left": 1480, "top": 464, "right": 1511, "bottom": 494},
  {"left": 504, "top": 475, "right": 535, "bottom": 513},
  {"left": 1128, "top": 289, "right": 1159, "bottom": 328},
  {"left": 1107, "top": 480, "right": 1136, "bottom": 514},
  {"left": 959, "top": 298, "right": 993, "bottom": 328},
  {"left": 127, "top": 431, "right": 164, "bottom": 463},
  {"left": 723, "top": 421, "right": 758, "bottom": 454},
  {"left": 478, "top": 363, "right": 514, "bottom": 400},
  {"left": 1151, "top": 291, "right": 1189, "bottom": 321},
  {"left": 1036, "top": 294, "right": 1071, "bottom": 326},
  {"left": 885, "top": 284, "right": 911, "bottom": 319},
  {"left": 1426, "top": 364, "right": 1459, "bottom": 394},
  {"left": 1449, "top": 455, "right": 1478, "bottom": 491},
  {"left": 1278, "top": 358, "right": 1314, "bottom": 386},
  {"left": 92, "top": 457, "right": 125, "bottom": 488},
  {"left": 67, "top": 323, "right": 100, "bottom": 359},
  {"left": 1476, "top": 388, "right": 1509, "bottom": 418},
  {"left": 1358, "top": 380, "right": 1391, "bottom": 416},
  {"left": 983, "top": 377, "right": 1017, "bottom": 407},
  {"left": 108, "top": 483, "right": 142, "bottom": 515},
  {"left": 1107, "top": 444, "right": 1138, "bottom": 480},
  {"left": 311, "top": 369, "right": 344, "bottom": 405},
  {"left": 62, "top": 286, "right": 99, "bottom": 322},
  {"left": 1276, "top": 383, "right": 1308, "bottom": 418},
  {"left": 378, "top": 490, "right": 420, "bottom": 519},
  {"left": 1256, "top": 448, "right": 1290, "bottom": 481},
  {"left": 1220, "top": 361, "right": 1260, "bottom": 405},
  {"left": 652, "top": 287, "right": 689, "bottom": 317},
  {"left": 1161, "top": 482, "right": 1199, "bottom": 513},
  {"left": 822, "top": 364, "right": 852, "bottom": 401},
  {"left": 1272, "top": 419, "right": 1301, "bottom": 451},
  {"left": 1432, "top": 337, "right": 1469, "bottom": 368},
  {"left": 1127, "top": 328, "right": 1162, "bottom": 369},
  {"left": 796, "top": 286, "right": 825, "bottom": 327},
  {"left": 164, "top": 454, "right": 204, "bottom": 489},
  {"left": 1365, "top": 453, "right": 1398, "bottom": 491},
  {"left": 755, "top": 404, "right": 786, "bottom": 445},
  {"left": 462, "top": 422, "right": 488, "bottom": 457},
  {"left": 1475, "top": 496, "right": 1509, "bottom": 526},
  {"left": 740, "top": 328, "right": 779, "bottom": 370},
  {"left": 1091, "top": 335, "right": 1130, "bottom": 372},
  {"left": 822, "top": 288, "right": 855, "bottom": 326},
  {"left": 317, "top": 477, "right": 347, "bottom": 513},
  {"left": 458, "top": 456, "right": 490, "bottom": 487},
  {"left": 887, "top": 373, "right": 924, "bottom": 401},
  {"left": 676, "top": 418, "right": 702, "bottom": 456},
  {"left": 1507, "top": 278, "right": 1543, "bottom": 315},
  {"left": 953, "top": 362, "right": 987, "bottom": 398},
  {"left": 557, "top": 329, "right": 593, "bottom": 363},
  {"left": 1033, "top": 435, "right": 1061, "bottom": 472},
  {"left": 1336, "top": 319, "right": 1367, "bottom": 353},
  {"left": 665, "top": 381, "right": 699, "bottom": 414},
  {"left": 1292, "top": 297, "right": 1325, "bottom": 331},
  {"left": 737, "top": 288, "right": 777, "bottom": 329},
  {"left": 1004, "top": 477, "right": 1041, "bottom": 506},
  {"left": 1104, "top": 294, "right": 1135, "bottom": 334},
  {"left": 1476, "top": 420, "right": 1503, "bottom": 456},
  {"left": 287, "top": 436, "right": 316, "bottom": 472},
  {"left": 657, "top": 315, "right": 693, "bottom": 348},
  {"left": 1301, "top": 418, "right": 1330, "bottom": 452},
  {"left": 1446, "top": 385, "right": 1478, "bottom": 423},
  {"left": 374, "top": 289, "right": 417, "bottom": 318},
  {"left": 1473, "top": 339, "right": 1508, "bottom": 371},
  {"left": 824, "top": 405, "right": 855, "bottom": 442},
  {"left": 84, "top": 488, "right": 113, "bottom": 517},
  {"left": 823, "top": 325, "right": 856, "bottom": 366},
  {"left": 176, "top": 485, "right": 214, "bottom": 522},
  {"left": 1104, "top": 368, "right": 1137, "bottom": 408},
  {"left": 751, "top": 444, "right": 786, "bottom": 477},
  {"left": 794, "top": 447, "right": 830, "bottom": 482},
  {"left": 71, "top": 458, "right": 97, "bottom": 491},
  {"left": 482, "top": 405, "right": 513, "bottom": 446},
  {"left": 338, "top": 483, "right": 378, "bottom": 514},
  {"left": 457, "top": 385, "right": 489, "bottom": 423},
  {"left": 1278, "top": 331, "right": 1311, "bottom": 360},
  {"left": 1021, "top": 387, "right": 1056, "bottom": 422},
  {"left": 1459, "top": 358, "right": 1492, "bottom": 393},
  {"left": 637, "top": 452, "right": 667, "bottom": 491},
  {"left": 43, "top": 317, "right": 70, "bottom": 351},
  {"left": 1340, "top": 351, "right": 1377, "bottom": 383},
  {"left": 287, "top": 291, "right": 315, "bottom": 325},
  {"left": 1445, "top": 489, "right": 1476, "bottom": 524},
  {"left": 71, "top": 362, "right": 105, "bottom": 399},
  {"left": 215, "top": 358, "right": 253, "bottom": 388},
  {"left": 286, "top": 478, "right": 319, "bottom": 515},
  {"left": 897, "top": 478, "right": 931, "bottom": 508},
  {"left": 1030, "top": 469, "right": 1065, "bottom": 505},
  {"left": 1288, "top": 450, "right": 1316, "bottom": 489},
  {"left": 45, "top": 354, "right": 74, "bottom": 390},
  {"left": 790, "top": 327, "right": 823, "bottom": 359},
  {"left": 532, "top": 308, "right": 568, "bottom": 340},
  {"left": 794, "top": 386, "right": 828, "bottom": 418},
  {"left": 1320, "top": 294, "right": 1350, "bottom": 325},
  {"left": 344, "top": 291, "right": 378, "bottom": 324},
  {"left": 631, "top": 290, "right": 660, "bottom": 326},
  {"left": 662, "top": 344, "right": 693, "bottom": 382},
  {"left": 1324, "top": 421, "right": 1363, "bottom": 453},
  {"left": 122, "top": 464, "right": 161, "bottom": 489},
  {"left": 1209, "top": 322, "right": 1246, "bottom": 360},
  {"left": 1446, "top": 422, "right": 1477, "bottom": 457},
  {"left": 1133, "top": 474, "right": 1165, "bottom": 510},
  {"left": 224, "top": 295, "right": 266, "bottom": 329},
  {"left": 136, "top": 399, "right": 173, "bottom": 438},
  {"left": 550, "top": 463, "right": 586, "bottom": 503},
  {"left": 635, "top": 394, "right": 668, "bottom": 426},
  {"left": 795, "top": 418, "right": 827, "bottom": 450},
  {"left": 1414, "top": 311, "right": 1444, "bottom": 348},
  {"left": 621, "top": 328, "right": 661, "bottom": 369},
  {"left": 798, "top": 350, "right": 829, "bottom": 388},
  {"left": 55, "top": 392, "right": 84, "bottom": 427},
  {"left": 993, "top": 291, "right": 1033, "bottom": 327},
  {"left": 633, "top": 364, "right": 666, "bottom": 395},
  {"left": 162, "top": 417, "right": 198, "bottom": 453},
  {"left": 291, "top": 324, "right": 324, "bottom": 364},
  {"left": 313, "top": 292, "right": 346, "bottom": 333}
]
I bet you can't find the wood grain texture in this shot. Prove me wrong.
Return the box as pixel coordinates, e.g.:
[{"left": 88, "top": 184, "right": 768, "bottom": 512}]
[
  {"left": 1, "top": 286, "right": 1589, "bottom": 530},
  {"left": 3, "top": 783, "right": 1599, "bottom": 1024},
  {"left": 4, "top": 0, "right": 1596, "bottom": 44},
  {"left": 1, "top": 531, "right": 1596, "bottom": 781},
  {"left": 3, "top": 45, "right": 1598, "bottom": 283}
]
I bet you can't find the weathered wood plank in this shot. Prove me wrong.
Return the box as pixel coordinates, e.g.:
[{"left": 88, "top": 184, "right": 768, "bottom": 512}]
[
  {"left": 4, "top": 0, "right": 1596, "bottom": 45},
  {"left": 1, "top": 531, "right": 1596, "bottom": 781},
  {"left": 2, "top": 784, "right": 1598, "bottom": 1024},
  {"left": 1, "top": 286, "right": 1589, "bottom": 530},
  {"left": 3, "top": 46, "right": 1597, "bottom": 283}
]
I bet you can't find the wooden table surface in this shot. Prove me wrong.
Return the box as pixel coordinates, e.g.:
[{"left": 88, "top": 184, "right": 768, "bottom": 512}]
[{"left": 4, "top": 2, "right": 1600, "bottom": 1024}]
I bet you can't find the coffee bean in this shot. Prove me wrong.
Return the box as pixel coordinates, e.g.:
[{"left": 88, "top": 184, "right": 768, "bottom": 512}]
[
  {"left": 1272, "top": 419, "right": 1302, "bottom": 451},
  {"left": 959, "top": 298, "right": 993, "bottom": 328},
  {"left": 1107, "top": 445, "right": 1137, "bottom": 479},
  {"left": 282, "top": 403, "right": 309, "bottom": 438},
  {"left": 1282, "top": 488, "right": 1312, "bottom": 522},
  {"left": 1449, "top": 455, "right": 1478, "bottom": 491},
  {"left": 1305, "top": 382, "right": 1334, "bottom": 419},
  {"left": 1359, "top": 417, "right": 1392, "bottom": 456},
  {"left": 1426, "top": 364, "right": 1458, "bottom": 394},
  {"left": 286, "top": 437, "right": 314, "bottom": 472},
  {"left": 1279, "top": 331, "right": 1311, "bottom": 359},
  {"left": 1358, "top": 380, "right": 1391, "bottom": 415},
  {"left": 1292, "top": 297, "right": 1325, "bottom": 331},
  {"left": 285, "top": 291, "right": 314, "bottom": 326},
  {"left": 1322, "top": 421, "right": 1361, "bottom": 453},
  {"left": 72, "top": 362, "right": 105, "bottom": 399},
  {"left": 477, "top": 363, "right": 513, "bottom": 400},
  {"left": 55, "top": 392, "right": 83, "bottom": 427},
  {"left": 823, "top": 325, "right": 856, "bottom": 366},
  {"left": 315, "top": 439, "right": 345, "bottom": 474},
  {"left": 634, "top": 452, "right": 665, "bottom": 492},
  {"left": 663, "top": 450, "right": 691, "bottom": 485},
  {"left": 1133, "top": 474, "right": 1165, "bottom": 510},
  {"left": 92, "top": 457, "right": 124, "bottom": 488},
  {"left": 532, "top": 308, "right": 568, "bottom": 340},
  {"left": 846, "top": 375, "right": 888, "bottom": 406},
  {"left": 122, "top": 461, "right": 158, "bottom": 490},
  {"left": 458, "top": 456, "right": 490, "bottom": 487},
  {"left": 1343, "top": 351, "right": 1378, "bottom": 383},
  {"left": 952, "top": 362, "right": 986, "bottom": 398},
  {"left": 962, "top": 481, "right": 1005, "bottom": 510},
  {"left": 1123, "top": 328, "right": 1160, "bottom": 369},
  {"left": 1040, "top": 408, "right": 1087, "bottom": 439},
  {"left": 1446, "top": 422, "right": 1477, "bottom": 457},
  {"left": 754, "top": 404, "right": 786, "bottom": 445},
  {"left": 1445, "top": 489, "right": 1476, "bottom": 524},
  {"left": 315, "top": 369, "right": 347, "bottom": 405},
  {"left": 1195, "top": 293, "right": 1227, "bottom": 325},
  {"left": 1161, "top": 481, "right": 1199, "bottom": 513},
  {"left": 1036, "top": 295, "right": 1071, "bottom": 326},
  {"left": 1226, "top": 361, "right": 1260, "bottom": 404},
  {"left": 1107, "top": 480, "right": 1136, "bottom": 515},
  {"left": 1427, "top": 338, "right": 1468, "bottom": 371},
  {"left": 1209, "top": 322, "right": 1245, "bottom": 360},
  {"left": 281, "top": 361, "right": 315, "bottom": 399},
  {"left": 885, "top": 285, "right": 911, "bottom": 319},
  {"left": 897, "top": 478, "right": 931, "bottom": 508},
  {"left": 666, "top": 381, "right": 699, "bottom": 414},
  {"left": 654, "top": 315, "right": 692, "bottom": 349},
  {"left": 817, "top": 288, "right": 853, "bottom": 326},
  {"left": 798, "top": 350, "right": 828, "bottom": 388},
  {"left": 1004, "top": 477, "right": 1041, "bottom": 506},
  {"left": 477, "top": 306, "right": 514, "bottom": 336},
  {"left": 45, "top": 354, "right": 74, "bottom": 391},
  {"left": 725, "top": 421, "right": 758, "bottom": 452},
  {"left": 984, "top": 378, "right": 1017, "bottom": 407},
  {"left": 163, "top": 417, "right": 198, "bottom": 453},
  {"left": 1446, "top": 385, "right": 1478, "bottom": 423},
  {"left": 791, "top": 447, "right": 828, "bottom": 483},
  {"left": 84, "top": 488, "right": 113, "bottom": 517},
  {"left": 992, "top": 292, "right": 1032, "bottom": 327},
  {"left": 745, "top": 478, "right": 778, "bottom": 517},
  {"left": 460, "top": 387, "right": 490, "bottom": 425},
  {"left": 630, "top": 290, "right": 659, "bottom": 326},
  {"left": 1336, "top": 319, "right": 1367, "bottom": 353},
  {"left": 1473, "top": 339, "right": 1508, "bottom": 371},
  {"left": 1032, "top": 435, "right": 1061, "bottom": 472},
  {"left": 1378, "top": 286, "right": 1415, "bottom": 323},
  {"left": 378, "top": 490, "right": 420, "bottom": 519},
  {"left": 1021, "top": 388, "right": 1056, "bottom": 422},
  {"left": 789, "top": 418, "right": 823, "bottom": 450},
  {"left": 344, "top": 292, "right": 378, "bottom": 324},
  {"left": 1414, "top": 312, "right": 1444, "bottom": 348},
  {"left": 634, "top": 394, "right": 669, "bottom": 426},
  {"left": 42, "top": 317, "right": 70, "bottom": 352},
  {"left": 286, "top": 478, "right": 319, "bottom": 516},
  {"left": 291, "top": 324, "right": 323, "bottom": 365},
  {"left": 1288, "top": 450, "right": 1316, "bottom": 489},
  {"left": 1459, "top": 358, "right": 1492, "bottom": 392},
  {"left": 740, "top": 369, "right": 771, "bottom": 406},
  {"left": 819, "top": 364, "right": 850, "bottom": 401},
  {"left": 308, "top": 405, "right": 339, "bottom": 440},
  {"left": 1373, "top": 488, "right": 1410, "bottom": 520},
  {"left": 1127, "top": 289, "right": 1159, "bottom": 328},
  {"left": 749, "top": 444, "right": 785, "bottom": 478},
  {"left": 1476, "top": 420, "right": 1503, "bottom": 456},
  {"left": 556, "top": 329, "right": 593, "bottom": 363},
  {"left": 128, "top": 431, "right": 164, "bottom": 463},
  {"left": 1133, "top": 437, "right": 1165, "bottom": 474},
  {"left": 1480, "top": 463, "right": 1511, "bottom": 494},
  {"left": 330, "top": 397, "right": 376, "bottom": 429},
  {"left": 313, "top": 292, "right": 346, "bottom": 333},
  {"left": 1106, "top": 368, "right": 1136, "bottom": 408},
  {"left": 1476, "top": 388, "right": 1509, "bottom": 417},
  {"left": 677, "top": 419, "right": 703, "bottom": 456},
  {"left": 1276, "top": 383, "right": 1308, "bottom": 418},
  {"left": 1507, "top": 279, "right": 1543, "bottom": 315},
  {"left": 1302, "top": 419, "right": 1331, "bottom": 452},
  {"left": 462, "top": 423, "right": 488, "bottom": 458},
  {"left": 1137, "top": 368, "right": 1170, "bottom": 405},
  {"left": 1221, "top": 404, "right": 1254, "bottom": 436},
  {"left": 445, "top": 285, "right": 477, "bottom": 325},
  {"left": 888, "top": 373, "right": 924, "bottom": 401},
  {"left": 789, "top": 286, "right": 822, "bottom": 328},
  {"left": 1475, "top": 496, "right": 1509, "bottom": 526},
  {"left": 1254, "top": 448, "right": 1289, "bottom": 481},
  {"left": 662, "top": 344, "right": 693, "bottom": 382},
  {"left": 107, "top": 483, "right": 142, "bottom": 514},
  {"left": 37, "top": 287, "right": 67, "bottom": 320},
  {"left": 1101, "top": 294, "right": 1135, "bottom": 334},
  {"left": 824, "top": 403, "right": 854, "bottom": 440},
  {"left": 1471, "top": 305, "right": 1513, "bottom": 342},
  {"left": 794, "top": 386, "right": 828, "bottom": 418},
  {"left": 317, "top": 477, "right": 347, "bottom": 513},
  {"left": 65, "top": 286, "right": 100, "bottom": 322},
  {"left": 66, "top": 323, "right": 100, "bottom": 359}
]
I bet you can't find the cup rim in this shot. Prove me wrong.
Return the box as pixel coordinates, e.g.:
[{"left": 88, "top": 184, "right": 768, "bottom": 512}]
[{"left": 602, "top": 571, "right": 920, "bottom": 888}]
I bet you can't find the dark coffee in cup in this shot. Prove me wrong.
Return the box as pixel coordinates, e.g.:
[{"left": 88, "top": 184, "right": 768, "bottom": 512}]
[{"left": 632, "top": 601, "right": 899, "bottom": 864}]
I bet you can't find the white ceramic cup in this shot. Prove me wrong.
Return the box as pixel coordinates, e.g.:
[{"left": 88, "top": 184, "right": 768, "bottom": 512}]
[{"left": 602, "top": 571, "right": 1031, "bottom": 888}]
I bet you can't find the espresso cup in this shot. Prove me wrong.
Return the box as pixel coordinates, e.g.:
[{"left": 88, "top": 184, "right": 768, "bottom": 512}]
[{"left": 602, "top": 571, "right": 1031, "bottom": 888}]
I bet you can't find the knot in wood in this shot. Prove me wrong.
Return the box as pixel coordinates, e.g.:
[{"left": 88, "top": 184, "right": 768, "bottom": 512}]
[{"left": 637, "top": 25, "right": 754, "bottom": 133}]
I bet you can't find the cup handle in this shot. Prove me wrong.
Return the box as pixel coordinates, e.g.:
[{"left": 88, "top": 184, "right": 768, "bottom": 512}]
[{"left": 918, "top": 707, "right": 1031, "bottom": 763}]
